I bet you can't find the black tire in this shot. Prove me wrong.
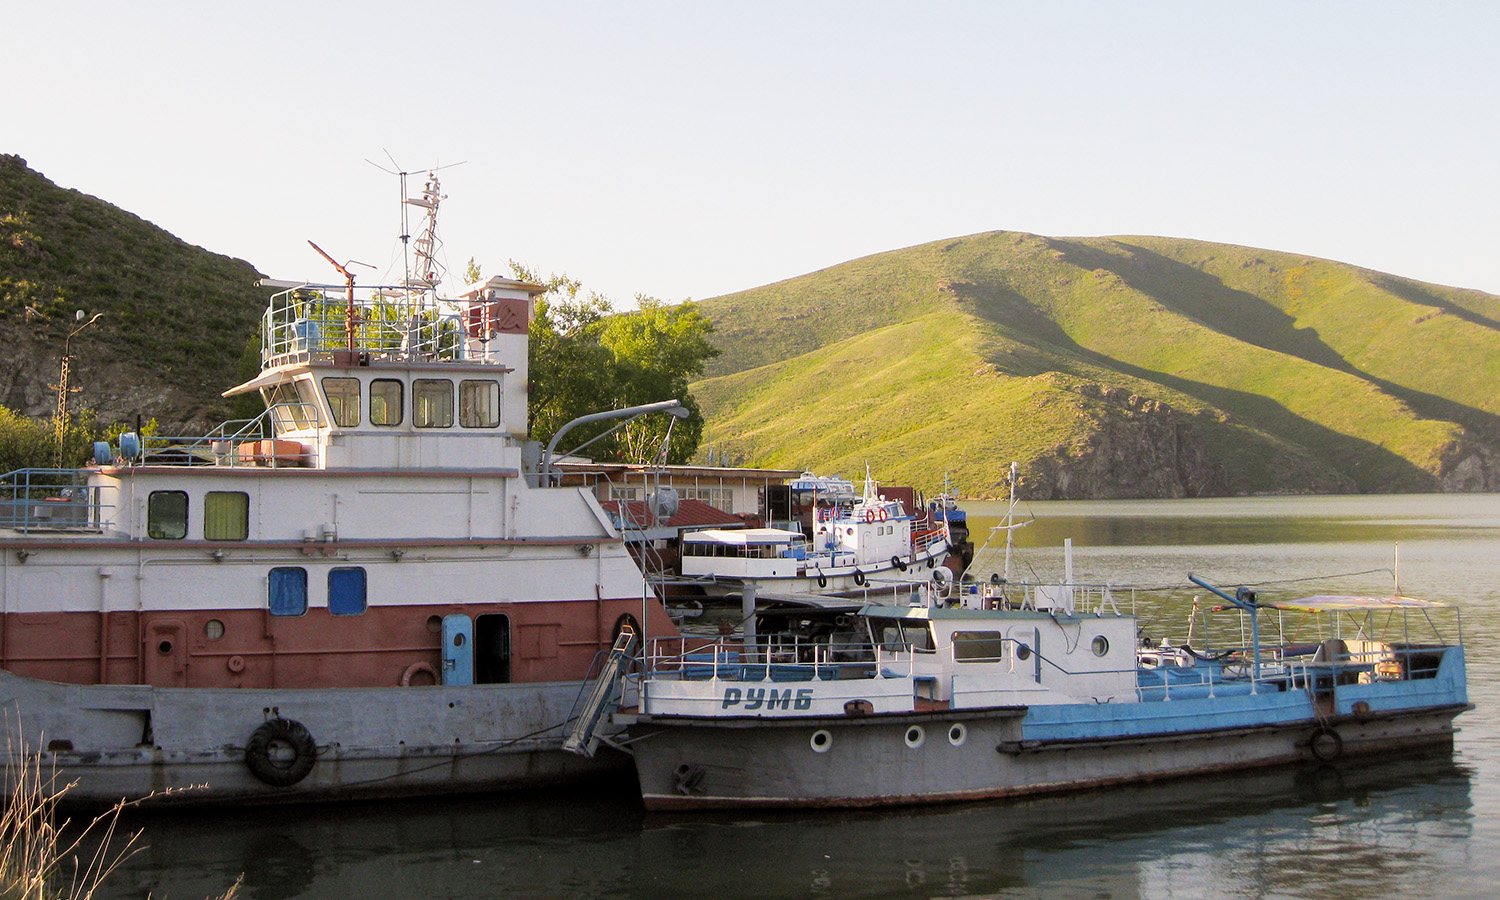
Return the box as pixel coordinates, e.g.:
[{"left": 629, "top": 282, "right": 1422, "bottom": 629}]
[
  {"left": 1308, "top": 726, "right": 1343, "bottom": 763},
  {"left": 816, "top": 572, "right": 827, "bottom": 589},
  {"left": 245, "top": 718, "right": 318, "bottom": 787},
  {"left": 853, "top": 569, "right": 866, "bottom": 587},
  {"left": 891, "top": 555, "right": 907, "bottom": 572}
]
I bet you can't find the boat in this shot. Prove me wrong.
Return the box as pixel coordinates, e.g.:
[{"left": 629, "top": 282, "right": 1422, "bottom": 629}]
[
  {"left": 607, "top": 564, "right": 1470, "bottom": 810},
  {"left": 677, "top": 470, "right": 953, "bottom": 595},
  {"left": 0, "top": 173, "right": 678, "bottom": 806}
]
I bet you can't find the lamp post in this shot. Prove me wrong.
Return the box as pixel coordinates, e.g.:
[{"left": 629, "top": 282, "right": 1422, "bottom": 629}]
[{"left": 53, "top": 310, "right": 103, "bottom": 467}]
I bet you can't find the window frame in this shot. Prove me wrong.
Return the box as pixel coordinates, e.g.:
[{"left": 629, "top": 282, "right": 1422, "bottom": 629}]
[
  {"left": 328, "top": 566, "right": 368, "bottom": 616},
  {"left": 268, "top": 567, "right": 308, "bottom": 617},
  {"left": 413, "top": 378, "right": 455, "bottom": 429},
  {"left": 370, "top": 378, "right": 404, "bottom": 427},
  {"left": 322, "top": 376, "right": 362, "bottom": 427},
  {"left": 146, "top": 490, "right": 189, "bottom": 540},
  {"left": 203, "top": 490, "right": 249, "bottom": 541}
]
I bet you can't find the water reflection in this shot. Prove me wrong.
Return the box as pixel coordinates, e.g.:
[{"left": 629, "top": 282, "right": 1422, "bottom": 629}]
[{"left": 97, "top": 752, "right": 1472, "bottom": 900}]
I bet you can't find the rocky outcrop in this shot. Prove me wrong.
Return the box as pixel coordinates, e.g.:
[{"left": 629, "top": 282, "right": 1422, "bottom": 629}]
[{"left": 1020, "top": 384, "right": 1229, "bottom": 500}]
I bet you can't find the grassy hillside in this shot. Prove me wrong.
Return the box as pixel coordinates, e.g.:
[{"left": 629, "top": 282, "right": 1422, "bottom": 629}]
[
  {"left": 0, "top": 155, "right": 269, "bottom": 426},
  {"left": 694, "top": 231, "right": 1500, "bottom": 497}
]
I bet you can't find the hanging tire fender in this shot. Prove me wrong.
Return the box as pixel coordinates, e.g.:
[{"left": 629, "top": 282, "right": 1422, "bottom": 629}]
[
  {"left": 245, "top": 718, "right": 318, "bottom": 787},
  {"left": 853, "top": 569, "right": 867, "bottom": 587},
  {"left": 1308, "top": 726, "right": 1343, "bottom": 762}
]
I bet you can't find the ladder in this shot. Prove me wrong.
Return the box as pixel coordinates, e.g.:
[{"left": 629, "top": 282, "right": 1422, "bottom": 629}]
[{"left": 562, "top": 627, "right": 638, "bottom": 758}]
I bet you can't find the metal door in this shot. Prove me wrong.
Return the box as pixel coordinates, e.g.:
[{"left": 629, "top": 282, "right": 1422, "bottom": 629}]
[
  {"left": 442, "top": 614, "right": 474, "bottom": 686},
  {"left": 143, "top": 618, "right": 188, "bottom": 687}
]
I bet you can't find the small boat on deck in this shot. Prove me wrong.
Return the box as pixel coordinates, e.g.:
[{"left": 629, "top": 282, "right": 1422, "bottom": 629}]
[{"left": 604, "top": 569, "right": 1470, "bottom": 810}]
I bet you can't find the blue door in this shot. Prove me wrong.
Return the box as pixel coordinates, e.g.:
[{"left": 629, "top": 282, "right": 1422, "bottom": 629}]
[{"left": 442, "top": 614, "right": 475, "bottom": 686}]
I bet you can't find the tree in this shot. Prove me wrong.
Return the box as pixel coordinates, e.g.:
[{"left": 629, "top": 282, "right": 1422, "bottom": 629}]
[{"left": 510, "top": 261, "right": 718, "bottom": 464}]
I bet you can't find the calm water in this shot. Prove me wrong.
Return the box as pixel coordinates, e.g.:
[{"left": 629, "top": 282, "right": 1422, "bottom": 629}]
[{"left": 95, "top": 494, "right": 1499, "bottom": 900}]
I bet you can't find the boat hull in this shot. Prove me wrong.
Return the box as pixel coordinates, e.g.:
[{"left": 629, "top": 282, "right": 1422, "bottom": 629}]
[
  {"left": 626, "top": 702, "right": 1466, "bottom": 810},
  {"left": 1, "top": 669, "right": 627, "bottom": 807}
]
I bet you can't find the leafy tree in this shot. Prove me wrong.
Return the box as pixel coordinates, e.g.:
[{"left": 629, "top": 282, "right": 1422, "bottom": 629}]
[{"left": 508, "top": 262, "right": 718, "bottom": 464}]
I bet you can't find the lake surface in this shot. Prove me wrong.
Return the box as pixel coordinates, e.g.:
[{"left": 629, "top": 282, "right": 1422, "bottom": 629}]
[{"left": 95, "top": 494, "right": 1499, "bottom": 900}]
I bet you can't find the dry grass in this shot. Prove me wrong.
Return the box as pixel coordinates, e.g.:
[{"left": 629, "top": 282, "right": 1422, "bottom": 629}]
[{"left": 0, "top": 736, "right": 241, "bottom": 900}]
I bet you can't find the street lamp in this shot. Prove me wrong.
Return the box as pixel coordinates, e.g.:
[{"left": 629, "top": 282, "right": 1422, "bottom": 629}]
[{"left": 53, "top": 310, "right": 103, "bottom": 467}]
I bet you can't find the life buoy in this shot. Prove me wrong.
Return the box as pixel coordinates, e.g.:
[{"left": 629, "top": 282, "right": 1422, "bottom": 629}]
[
  {"left": 853, "top": 569, "right": 867, "bottom": 587},
  {"left": 1309, "top": 726, "right": 1343, "bottom": 762},
  {"left": 816, "top": 572, "right": 828, "bottom": 589},
  {"left": 862, "top": 510, "right": 876, "bottom": 524},
  {"left": 878, "top": 509, "right": 889, "bottom": 522},
  {"left": 891, "top": 555, "right": 907, "bottom": 572},
  {"left": 244, "top": 718, "right": 318, "bottom": 787},
  {"left": 400, "top": 661, "right": 440, "bottom": 686},
  {"left": 817, "top": 507, "right": 831, "bottom": 522}
]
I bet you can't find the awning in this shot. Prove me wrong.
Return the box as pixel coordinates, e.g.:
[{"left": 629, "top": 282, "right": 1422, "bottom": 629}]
[
  {"left": 221, "top": 365, "right": 304, "bottom": 397},
  {"left": 681, "top": 528, "right": 805, "bottom": 546},
  {"left": 1261, "top": 594, "right": 1450, "bottom": 613}
]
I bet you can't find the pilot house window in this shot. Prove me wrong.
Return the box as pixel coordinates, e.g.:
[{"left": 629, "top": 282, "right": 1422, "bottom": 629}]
[
  {"left": 459, "top": 379, "right": 500, "bottom": 428},
  {"left": 322, "top": 377, "right": 361, "bottom": 427},
  {"left": 370, "top": 379, "right": 403, "bottom": 426},
  {"left": 414, "top": 379, "right": 454, "bottom": 428}
]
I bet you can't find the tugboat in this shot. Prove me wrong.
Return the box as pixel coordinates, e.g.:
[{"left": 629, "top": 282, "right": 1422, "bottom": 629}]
[{"left": 0, "top": 173, "right": 677, "bottom": 806}]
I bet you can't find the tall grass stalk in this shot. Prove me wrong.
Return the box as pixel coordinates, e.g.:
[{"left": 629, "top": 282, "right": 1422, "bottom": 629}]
[{"left": 0, "top": 740, "right": 144, "bottom": 900}]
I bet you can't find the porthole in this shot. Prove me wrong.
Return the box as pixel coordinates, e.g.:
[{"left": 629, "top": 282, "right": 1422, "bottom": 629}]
[
  {"left": 204, "top": 619, "right": 225, "bottom": 641},
  {"left": 810, "top": 730, "right": 833, "bottom": 753},
  {"left": 1091, "top": 635, "right": 1110, "bottom": 657},
  {"left": 948, "top": 723, "right": 967, "bottom": 746},
  {"left": 157, "top": 640, "right": 173, "bottom": 655},
  {"left": 904, "top": 725, "right": 925, "bottom": 749},
  {"left": 426, "top": 615, "right": 443, "bottom": 634},
  {"left": 1015, "top": 643, "right": 1032, "bottom": 661}
]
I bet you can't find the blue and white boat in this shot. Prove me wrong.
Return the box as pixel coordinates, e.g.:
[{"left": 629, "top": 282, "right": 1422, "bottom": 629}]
[
  {"left": 610, "top": 569, "right": 1469, "bottom": 809},
  {"left": 677, "top": 472, "right": 952, "bottom": 595}
]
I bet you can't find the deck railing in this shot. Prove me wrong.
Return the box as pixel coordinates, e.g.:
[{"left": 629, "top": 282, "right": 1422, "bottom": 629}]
[{"left": 0, "top": 469, "right": 110, "bottom": 534}]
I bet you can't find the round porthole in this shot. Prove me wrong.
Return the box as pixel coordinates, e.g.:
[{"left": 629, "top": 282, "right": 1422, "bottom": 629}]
[
  {"left": 204, "top": 619, "right": 225, "bottom": 641},
  {"left": 1091, "top": 635, "right": 1110, "bottom": 657},
  {"left": 904, "top": 725, "right": 925, "bottom": 749},
  {"left": 1015, "top": 643, "right": 1032, "bottom": 661},
  {"left": 810, "top": 730, "right": 833, "bottom": 753},
  {"left": 948, "top": 723, "right": 967, "bottom": 746},
  {"left": 157, "top": 640, "right": 173, "bottom": 655},
  {"left": 426, "top": 615, "right": 443, "bottom": 634}
]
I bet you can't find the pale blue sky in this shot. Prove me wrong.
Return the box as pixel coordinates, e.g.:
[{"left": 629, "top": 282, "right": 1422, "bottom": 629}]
[{"left": 9, "top": 2, "right": 1500, "bottom": 304}]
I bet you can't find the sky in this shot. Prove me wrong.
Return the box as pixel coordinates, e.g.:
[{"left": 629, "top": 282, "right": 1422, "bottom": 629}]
[{"left": 8, "top": 1, "right": 1500, "bottom": 305}]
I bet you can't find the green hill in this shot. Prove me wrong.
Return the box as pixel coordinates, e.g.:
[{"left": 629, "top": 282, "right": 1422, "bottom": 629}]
[
  {"left": 693, "top": 231, "right": 1500, "bottom": 498},
  {"left": 0, "top": 155, "right": 269, "bottom": 428}
]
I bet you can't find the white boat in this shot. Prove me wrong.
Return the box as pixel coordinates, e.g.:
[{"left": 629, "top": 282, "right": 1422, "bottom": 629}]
[
  {"left": 607, "top": 569, "right": 1470, "bottom": 810},
  {"left": 678, "top": 471, "right": 952, "bottom": 595},
  {"left": 0, "top": 174, "right": 676, "bottom": 806}
]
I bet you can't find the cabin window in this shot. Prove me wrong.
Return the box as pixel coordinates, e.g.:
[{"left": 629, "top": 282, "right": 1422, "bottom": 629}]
[
  {"left": 328, "top": 566, "right": 367, "bottom": 616},
  {"left": 413, "top": 379, "right": 454, "bottom": 428},
  {"left": 1091, "top": 635, "right": 1110, "bottom": 657},
  {"left": 953, "top": 630, "right": 1005, "bottom": 662},
  {"left": 204, "top": 491, "right": 249, "bottom": 541},
  {"left": 370, "top": 379, "right": 404, "bottom": 426},
  {"left": 459, "top": 379, "right": 501, "bottom": 428},
  {"left": 268, "top": 567, "right": 308, "bottom": 616},
  {"left": 322, "top": 377, "right": 361, "bottom": 427},
  {"left": 879, "top": 621, "right": 933, "bottom": 653},
  {"left": 611, "top": 486, "right": 640, "bottom": 501},
  {"left": 147, "top": 490, "right": 188, "bottom": 540}
]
